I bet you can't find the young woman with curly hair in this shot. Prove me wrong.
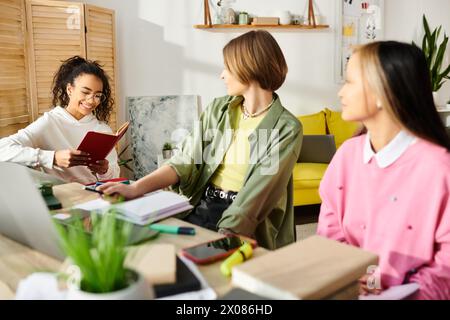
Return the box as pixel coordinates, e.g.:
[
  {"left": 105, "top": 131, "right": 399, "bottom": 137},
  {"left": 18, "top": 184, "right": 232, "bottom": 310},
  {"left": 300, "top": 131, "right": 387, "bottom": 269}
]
[{"left": 0, "top": 56, "right": 120, "bottom": 184}]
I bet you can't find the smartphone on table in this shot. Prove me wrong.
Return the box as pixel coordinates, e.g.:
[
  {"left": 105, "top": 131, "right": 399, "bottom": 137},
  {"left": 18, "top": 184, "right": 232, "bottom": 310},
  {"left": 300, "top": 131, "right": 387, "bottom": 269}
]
[{"left": 181, "top": 235, "right": 257, "bottom": 265}]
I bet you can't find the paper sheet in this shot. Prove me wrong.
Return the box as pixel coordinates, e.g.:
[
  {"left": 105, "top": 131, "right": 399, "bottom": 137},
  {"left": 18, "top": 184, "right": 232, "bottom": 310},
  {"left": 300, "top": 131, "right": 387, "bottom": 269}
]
[{"left": 359, "top": 283, "right": 420, "bottom": 300}]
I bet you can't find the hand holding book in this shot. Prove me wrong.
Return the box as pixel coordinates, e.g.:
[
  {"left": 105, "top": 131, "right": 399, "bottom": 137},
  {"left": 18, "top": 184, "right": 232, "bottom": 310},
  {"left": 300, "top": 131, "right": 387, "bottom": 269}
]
[
  {"left": 88, "top": 159, "right": 109, "bottom": 175},
  {"left": 54, "top": 149, "right": 91, "bottom": 168},
  {"left": 77, "top": 121, "right": 130, "bottom": 163}
]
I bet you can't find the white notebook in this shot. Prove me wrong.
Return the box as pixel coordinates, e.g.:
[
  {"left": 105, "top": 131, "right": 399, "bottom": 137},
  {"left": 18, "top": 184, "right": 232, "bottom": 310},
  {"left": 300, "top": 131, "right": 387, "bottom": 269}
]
[{"left": 74, "top": 190, "right": 193, "bottom": 225}]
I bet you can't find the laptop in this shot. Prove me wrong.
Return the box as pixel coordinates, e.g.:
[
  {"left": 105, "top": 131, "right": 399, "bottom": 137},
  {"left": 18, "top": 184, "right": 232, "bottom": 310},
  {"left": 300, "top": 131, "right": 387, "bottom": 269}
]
[
  {"left": 0, "top": 162, "right": 158, "bottom": 261},
  {"left": 298, "top": 135, "right": 337, "bottom": 164}
]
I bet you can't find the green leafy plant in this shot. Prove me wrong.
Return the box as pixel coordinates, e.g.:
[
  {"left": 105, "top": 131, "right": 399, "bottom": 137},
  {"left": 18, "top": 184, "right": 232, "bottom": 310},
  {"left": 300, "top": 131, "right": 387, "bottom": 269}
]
[
  {"left": 117, "top": 144, "right": 133, "bottom": 173},
  {"left": 54, "top": 209, "right": 133, "bottom": 293},
  {"left": 413, "top": 15, "right": 450, "bottom": 92},
  {"left": 162, "top": 142, "right": 174, "bottom": 150}
]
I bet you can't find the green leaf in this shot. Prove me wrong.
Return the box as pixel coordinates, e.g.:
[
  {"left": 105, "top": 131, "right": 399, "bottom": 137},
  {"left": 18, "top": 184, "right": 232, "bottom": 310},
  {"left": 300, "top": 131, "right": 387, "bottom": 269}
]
[
  {"left": 440, "top": 58, "right": 450, "bottom": 76},
  {"left": 432, "top": 35, "right": 448, "bottom": 80},
  {"left": 420, "top": 15, "right": 450, "bottom": 92},
  {"left": 54, "top": 209, "right": 133, "bottom": 293},
  {"left": 423, "top": 15, "right": 432, "bottom": 40}
]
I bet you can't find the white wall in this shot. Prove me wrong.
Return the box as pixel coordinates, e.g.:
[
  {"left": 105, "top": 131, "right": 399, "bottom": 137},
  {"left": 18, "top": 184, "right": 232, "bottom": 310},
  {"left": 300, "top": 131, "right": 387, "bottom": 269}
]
[{"left": 73, "top": 0, "right": 450, "bottom": 123}]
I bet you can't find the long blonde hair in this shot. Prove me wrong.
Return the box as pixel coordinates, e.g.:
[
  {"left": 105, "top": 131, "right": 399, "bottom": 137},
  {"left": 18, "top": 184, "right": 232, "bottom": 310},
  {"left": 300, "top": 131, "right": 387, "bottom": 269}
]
[{"left": 353, "top": 41, "right": 450, "bottom": 150}]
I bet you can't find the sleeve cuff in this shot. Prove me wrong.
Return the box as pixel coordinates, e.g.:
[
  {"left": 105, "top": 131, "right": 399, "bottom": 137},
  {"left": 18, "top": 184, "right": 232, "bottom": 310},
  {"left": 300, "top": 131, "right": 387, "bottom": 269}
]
[{"left": 38, "top": 150, "right": 55, "bottom": 169}]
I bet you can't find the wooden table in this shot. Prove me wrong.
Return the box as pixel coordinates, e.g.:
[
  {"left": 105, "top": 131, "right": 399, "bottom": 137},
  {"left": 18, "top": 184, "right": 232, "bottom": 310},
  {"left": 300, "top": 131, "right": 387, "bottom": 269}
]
[{"left": 0, "top": 183, "right": 267, "bottom": 299}]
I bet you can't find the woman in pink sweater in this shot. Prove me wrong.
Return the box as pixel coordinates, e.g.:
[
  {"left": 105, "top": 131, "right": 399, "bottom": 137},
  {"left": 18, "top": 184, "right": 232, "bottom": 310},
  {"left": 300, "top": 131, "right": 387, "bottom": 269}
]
[{"left": 317, "top": 41, "right": 450, "bottom": 299}]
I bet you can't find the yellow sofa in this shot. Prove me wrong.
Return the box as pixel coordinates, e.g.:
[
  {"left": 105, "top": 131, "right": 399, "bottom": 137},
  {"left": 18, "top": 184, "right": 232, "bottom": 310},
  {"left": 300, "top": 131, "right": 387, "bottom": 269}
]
[{"left": 293, "top": 108, "right": 360, "bottom": 206}]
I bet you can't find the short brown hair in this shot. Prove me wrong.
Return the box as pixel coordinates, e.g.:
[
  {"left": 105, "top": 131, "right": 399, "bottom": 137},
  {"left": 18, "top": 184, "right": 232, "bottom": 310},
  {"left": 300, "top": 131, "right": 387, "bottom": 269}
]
[{"left": 223, "top": 30, "right": 288, "bottom": 91}]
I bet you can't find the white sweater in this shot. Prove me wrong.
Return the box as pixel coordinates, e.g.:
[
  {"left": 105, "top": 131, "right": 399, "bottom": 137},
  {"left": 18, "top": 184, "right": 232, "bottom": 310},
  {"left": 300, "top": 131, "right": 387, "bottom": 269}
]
[{"left": 0, "top": 106, "right": 120, "bottom": 184}]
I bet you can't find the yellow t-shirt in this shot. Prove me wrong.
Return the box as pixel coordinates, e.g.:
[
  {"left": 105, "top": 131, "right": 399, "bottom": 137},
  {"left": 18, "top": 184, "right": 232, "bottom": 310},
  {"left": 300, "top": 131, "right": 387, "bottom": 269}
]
[{"left": 210, "top": 105, "right": 265, "bottom": 192}]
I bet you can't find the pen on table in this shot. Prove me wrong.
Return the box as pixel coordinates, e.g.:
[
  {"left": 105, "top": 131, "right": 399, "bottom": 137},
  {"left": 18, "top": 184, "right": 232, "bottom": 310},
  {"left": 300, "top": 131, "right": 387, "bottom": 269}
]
[{"left": 149, "top": 224, "right": 196, "bottom": 235}]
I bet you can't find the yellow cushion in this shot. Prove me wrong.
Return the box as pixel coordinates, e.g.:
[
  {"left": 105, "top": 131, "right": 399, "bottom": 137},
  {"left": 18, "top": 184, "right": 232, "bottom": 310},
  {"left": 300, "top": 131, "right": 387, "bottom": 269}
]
[
  {"left": 293, "top": 188, "right": 322, "bottom": 206},
  {"left": 297, "top": 111, "right": 326, "bottom": 135},
  {"left": 293, "top": 163, "right": 329, "bottom": 189},
  {"left": 324, "top": 108, "right": 360, "bottom": 148}
]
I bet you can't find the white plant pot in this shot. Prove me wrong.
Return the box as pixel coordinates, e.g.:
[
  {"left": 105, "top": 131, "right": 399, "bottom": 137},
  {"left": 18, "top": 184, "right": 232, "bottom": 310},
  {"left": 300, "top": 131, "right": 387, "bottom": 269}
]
[
  {"left": 162, "top": 150, "right": 173, "bottom": 159},
  {"left": 66, "top": 271, "right": 153, "bottom": 300}
]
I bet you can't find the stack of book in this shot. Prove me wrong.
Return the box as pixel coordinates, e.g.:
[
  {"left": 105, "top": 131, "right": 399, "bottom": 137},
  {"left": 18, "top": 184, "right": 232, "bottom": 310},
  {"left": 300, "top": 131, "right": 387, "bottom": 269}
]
[
  {"left": 74, "top": 190, "right": 193, "bottom": 225},
  {"left": 113, "top": 191, "right": 193, "bottom": 225},
  {"left": 231, "top": 236, "right": 378, "bottom": 300}
]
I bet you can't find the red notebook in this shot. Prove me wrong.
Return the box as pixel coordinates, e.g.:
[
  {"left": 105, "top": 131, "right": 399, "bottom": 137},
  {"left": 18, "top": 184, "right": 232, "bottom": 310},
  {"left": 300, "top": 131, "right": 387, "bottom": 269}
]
[{"left": 77, "top": 121, "right": 129, "bottom": 162}]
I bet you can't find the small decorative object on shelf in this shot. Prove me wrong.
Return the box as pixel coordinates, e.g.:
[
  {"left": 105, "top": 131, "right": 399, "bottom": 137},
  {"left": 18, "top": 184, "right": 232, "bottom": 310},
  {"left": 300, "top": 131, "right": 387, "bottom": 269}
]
[
  {"left": 238, "top": 11, "right": 249, "bottom": 25},
  {"left": 292, "top": 14, "right": 303, "bottom": 25},
  {"left": 251, "top": 17, "right": 279, "bottom": 26},
  {"left": 277, "top": 10, "right": 292, "bottom": 25},
  {"left": 217, "top": 0, "right": 236, "bottom": 25}
]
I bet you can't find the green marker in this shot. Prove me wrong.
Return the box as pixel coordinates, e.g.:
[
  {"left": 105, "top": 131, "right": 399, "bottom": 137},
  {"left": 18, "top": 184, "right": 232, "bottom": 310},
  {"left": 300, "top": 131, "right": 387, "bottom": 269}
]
[{"left": 149, "top": 224, "right": 196, "bottom": 235}]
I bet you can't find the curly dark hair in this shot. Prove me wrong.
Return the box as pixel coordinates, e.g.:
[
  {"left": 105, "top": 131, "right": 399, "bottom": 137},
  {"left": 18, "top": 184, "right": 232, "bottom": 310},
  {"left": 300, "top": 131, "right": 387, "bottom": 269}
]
[{"left": 51, "top": 56, "right": 114, "bottom": 123}]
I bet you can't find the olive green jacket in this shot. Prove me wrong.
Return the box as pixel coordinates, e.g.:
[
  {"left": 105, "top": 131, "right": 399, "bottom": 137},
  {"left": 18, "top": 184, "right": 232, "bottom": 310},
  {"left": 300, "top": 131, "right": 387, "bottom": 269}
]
[{"left": 165, "top": 95, "right": 302, "bottom": 249}]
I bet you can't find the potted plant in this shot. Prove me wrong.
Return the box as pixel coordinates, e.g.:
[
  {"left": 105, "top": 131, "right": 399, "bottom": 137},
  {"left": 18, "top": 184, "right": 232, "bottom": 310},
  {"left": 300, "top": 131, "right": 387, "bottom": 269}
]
[
  {"left": 55, "top": 209, "right": 153, "bottom": 300},
  {"left": 162, "top": 142, "right": 174, "bottom": 159},
  {"left": 414, "top": 15, "right": 450, "bottom": 96}
]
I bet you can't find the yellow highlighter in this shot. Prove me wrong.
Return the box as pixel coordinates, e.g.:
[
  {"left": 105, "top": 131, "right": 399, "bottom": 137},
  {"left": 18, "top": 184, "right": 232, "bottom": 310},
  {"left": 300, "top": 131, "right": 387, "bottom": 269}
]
[{"left": 220, "top": 242, "right": 253, "bottom": 277}]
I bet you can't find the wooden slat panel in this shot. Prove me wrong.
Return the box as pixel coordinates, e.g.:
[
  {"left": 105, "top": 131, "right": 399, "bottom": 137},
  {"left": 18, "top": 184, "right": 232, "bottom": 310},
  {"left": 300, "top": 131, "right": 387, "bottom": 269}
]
[
  {"left": 0, "top": 88, "right": 26, "bottom": 96},
  {"left": 0, "top": 108, "right": 28, "bottom": 119},
  {"left": 27, "top": 0, "right": 86, "bottom": 120},
  {"left": 0, "top": 0, "right": 30, "bottom": 135},
  {"left": 85, "top": 4, "right": 117, "bottom": 130},
  {"left": 32, "top": 4, "right": 79, "bottom": 13},
  {"left": 0, "top": 16, "right": 21, "bottom": 24},
  {"left": 32, "top": 21, "right": 76, "bottom": 29},
  {"left": 0, "top": 122, "right": 28, "bottom": 138},
  {"left": 0, "top": 115, "right": 28, "bottom": 128},
  {"left": 0, "top": 21, "right": 22, "bottom": 31},
  {"left": 31, "top": 11, "right": 75, "bottom": 19},
  {"left": 0, "top": 33, "right": 24, "bottom": 43},
  {"left": 0, "top": 95, "right": 27, "bottom": 109},
  {"left": 31, "top": 16, "right": 73, "bottom": 24},
  {"left": 88, "top": 16, "right": 112, "bottom": 25},
  {"left": 33, "top": 28, "right": 81, "bottom": 35},
  {"left": 0, "top": 47, "right": 24, "bottom": 55},
  {"left": 33, "top": 33, "right": 81, "bottom": 40},
  {"left": 0, "top": 41, "right": 24, "bottom": 50},
  {"left": 0, "top": 6, "right": 22, "bottom": 18},
  {"left": 1, "top": 0, "right": 22, "bottom": 9},
  {"left": 34, "top": 44, "right": 81, "bottom": 51},
  {"left": 30, "top": 38, "right": 81, "bottom": 46}
]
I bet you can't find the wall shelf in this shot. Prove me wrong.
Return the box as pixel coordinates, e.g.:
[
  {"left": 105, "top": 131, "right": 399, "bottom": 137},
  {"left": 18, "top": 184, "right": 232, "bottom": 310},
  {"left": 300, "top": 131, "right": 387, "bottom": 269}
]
[{"left": 194, "top": 24, "right": 330, "bottom": 31}]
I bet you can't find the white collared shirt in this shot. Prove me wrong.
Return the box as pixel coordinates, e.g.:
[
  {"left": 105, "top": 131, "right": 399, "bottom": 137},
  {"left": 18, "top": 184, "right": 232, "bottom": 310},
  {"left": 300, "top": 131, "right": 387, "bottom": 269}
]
[{"left": 363, "top": 130, "right": 417, "bottom": 168}]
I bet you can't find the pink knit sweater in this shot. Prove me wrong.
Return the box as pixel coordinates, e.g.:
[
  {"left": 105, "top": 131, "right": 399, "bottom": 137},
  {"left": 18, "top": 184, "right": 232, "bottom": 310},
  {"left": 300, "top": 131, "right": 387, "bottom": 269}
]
[{"left": 317, "top": 134, "right": 450, "bottom": 299}]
